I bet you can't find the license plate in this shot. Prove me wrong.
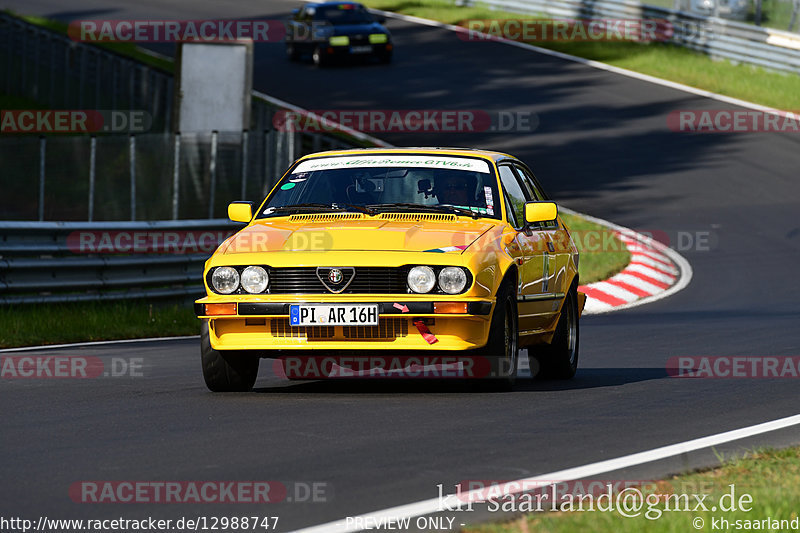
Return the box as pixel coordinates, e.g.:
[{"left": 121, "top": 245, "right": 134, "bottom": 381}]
[
  {"left": 290, "top": 304, "right": 379, "bottom": 326},
  {"left": 350, "top": 45, "right": 372, "bottom": 54}
]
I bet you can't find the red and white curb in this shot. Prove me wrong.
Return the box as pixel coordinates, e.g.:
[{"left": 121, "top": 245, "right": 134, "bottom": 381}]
[{"left": 564, "top": 208, "right": 693, "bottom": 315}]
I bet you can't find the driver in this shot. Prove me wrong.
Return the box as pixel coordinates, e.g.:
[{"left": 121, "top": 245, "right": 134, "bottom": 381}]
[{"left": 434, "top": 171, "right": 476, "bottom": 207}]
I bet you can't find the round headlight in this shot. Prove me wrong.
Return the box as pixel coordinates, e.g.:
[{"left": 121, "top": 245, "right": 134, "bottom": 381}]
[
  {"left": 438, "top": 267, "right": 468, "bottom": 294},
  {"left": 211, "top": 266, "right": 239, "bottom": 294},
  {"left": 407, "top": 266, "right": 436, "bottom": 293},
  {"left": 240, "top": 266, "right": 269, "bottom": 294}
]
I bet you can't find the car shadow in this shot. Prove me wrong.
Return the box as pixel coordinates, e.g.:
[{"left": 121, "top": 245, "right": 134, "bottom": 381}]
[{"left": 251, "top": 366, "right": 668, "bottom": 394}]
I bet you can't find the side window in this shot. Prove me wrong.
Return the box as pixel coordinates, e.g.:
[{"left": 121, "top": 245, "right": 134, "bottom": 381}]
[
  {"left": 498, "top": 165, "right": 530, "bottom": 229},
  {"left": 514, "top": 164, "right": 558, "bottom": 229}
]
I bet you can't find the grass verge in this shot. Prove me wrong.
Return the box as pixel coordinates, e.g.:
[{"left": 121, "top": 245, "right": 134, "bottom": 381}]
[
  {"left": 562, "top": 212, "right": 631, "bottom": 284},
  {"left": 0, "top": 300, "right": 198, "bottom": 348},
  {"left": 463, "top": 446, "right": 800, "bottom": 533},
  {"left": 364, "top": 0, "right": 800, "bottom": 110}
]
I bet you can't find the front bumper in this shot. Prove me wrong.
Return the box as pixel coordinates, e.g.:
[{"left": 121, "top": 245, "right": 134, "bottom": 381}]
[{"left": 195, "top": 297, "right": 493, "bottom": 351}]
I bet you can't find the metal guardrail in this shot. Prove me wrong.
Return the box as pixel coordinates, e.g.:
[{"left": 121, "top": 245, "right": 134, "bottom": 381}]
[
  {"left": 0, "top": 220, "right": 237, "bottom": 304},
  {"left": 464, "top": 0, "right": 800, "bottom": 74}
]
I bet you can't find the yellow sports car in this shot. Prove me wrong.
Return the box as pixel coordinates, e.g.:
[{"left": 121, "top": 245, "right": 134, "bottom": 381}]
[{"left": 195, "top": 148, "right": 584, "bottom": 391}]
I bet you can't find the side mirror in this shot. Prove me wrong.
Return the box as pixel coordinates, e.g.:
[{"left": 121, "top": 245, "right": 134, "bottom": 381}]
[
  {"left": 228, "top": 201, "right": 253, "bottom": 223},
  {"left": 524, "top": 201, "right": 557, "bottom": 224}
]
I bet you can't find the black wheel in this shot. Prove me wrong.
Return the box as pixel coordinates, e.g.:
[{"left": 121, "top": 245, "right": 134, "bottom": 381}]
[
  {"left": 534, "top": 286, "right": 579, "bottom": 379},
  {"left": 312, "top": 46, "right": 328, "bottom": 67},
  {"left": 474, "top": 281, "right": 518, "bottom": 391},
  {"left": 286, "top": 43, "right": 300, "bottom": 61},
  {"left": 201, "top": 320, "right": 259, "bottom": 392}
]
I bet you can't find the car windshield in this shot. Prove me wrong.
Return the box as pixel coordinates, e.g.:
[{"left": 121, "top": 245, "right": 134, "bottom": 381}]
[
  {"left": 258, "top": 155, "right": 501, "bottom": 219},
  {"left": 313, "top": 5, "right": 376, "bottom": 25}
]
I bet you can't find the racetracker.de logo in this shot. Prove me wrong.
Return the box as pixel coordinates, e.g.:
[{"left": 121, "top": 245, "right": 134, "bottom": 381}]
[
  {"left": 667, "top": 356, "right": 800, "bottom": 378},
  {"left": 0, "top": 356, "right": 143, "bottom": 379},
  {"left": 0, "top": 110, "right": 151, "bottom": 134},
  {"left": 274, "top": 355, "right": 493, "bottom": 379},
  {"left": 69, "top": 482, "right": 287, "bottom": 503},
  {"left": 272, "top": 110, "right": 539, "bottom": 133},
  {"left": 457, "top": 18, "right": 673, "bottom": 42},
  {"left": 68, "top": 19, "right": 286, "bottom": 42},
  {"left": 67, "top": 230, "right": 233, "bottom": 254},
  {"left": 667, "top": 110, "right": 800, "bottom": 133}
]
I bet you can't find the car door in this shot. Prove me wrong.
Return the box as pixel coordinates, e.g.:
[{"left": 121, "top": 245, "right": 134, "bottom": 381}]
[
  {"left": 513, "top": 163, "right": 573, "bottom": 299},
  {"left": 497, "top": 164, "right": 554, "bottom": 334}
]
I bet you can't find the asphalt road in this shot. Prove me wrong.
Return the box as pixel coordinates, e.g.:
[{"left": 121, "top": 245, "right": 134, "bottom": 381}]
[{"left": 1, "top": 0, "right": 800, "bottom": 530}]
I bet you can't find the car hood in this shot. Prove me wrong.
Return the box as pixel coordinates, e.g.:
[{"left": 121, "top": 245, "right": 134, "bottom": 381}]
[{"left": 218, "top": 217, "right": 496, "bottom": 254}]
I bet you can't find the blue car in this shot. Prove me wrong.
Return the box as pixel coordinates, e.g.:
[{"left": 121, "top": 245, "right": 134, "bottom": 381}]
[{"left": 286, "top": 2, "right": 393, "bottom": 66}]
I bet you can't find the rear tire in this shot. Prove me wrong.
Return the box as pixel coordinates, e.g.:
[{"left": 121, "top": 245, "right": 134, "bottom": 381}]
[
  {"left": 286, "top": 43, "right": 300, "bottom": 61},
  {"left": 534, "top": 286, "right": 579, "bottom": 379},
  {"left": 201, "top": 320, "right": 259, "bottom": 392},
  {"left": 473, "top": 281, "right": 518, "bottom": 391}
]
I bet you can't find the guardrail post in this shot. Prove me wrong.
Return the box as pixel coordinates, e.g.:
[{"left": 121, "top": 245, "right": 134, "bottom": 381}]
[
  {"left": 172, "top": 132, "right": 181, "bottom": 219},
  {"left": 241, "top": 130, "right": 249, "bottom": 199},
  {"left": 88, "top": 136, "right": 96, "bottom": 221},
  {"left": 38, "top": 136, "right": 46, "bottom": 221},
  {"left": 209, "top": 130, "right": 218, "bottom": 219},
  {"left": 129, "top": 134, "right": 136, "bottom": 221}
]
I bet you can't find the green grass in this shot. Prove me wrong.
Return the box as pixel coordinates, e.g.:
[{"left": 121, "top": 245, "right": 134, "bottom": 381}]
[
  {"left": 365, "top": 0, "right": 800, "bottom": 110},
  {"left": 0, "top": 300, "right": 198, "bottom": 348},
  {"left": 561, "top": 212, "right": 631, "bottom": 284},
  {"left": 464, "top": 446, "right": 800, "bottom": 533}
]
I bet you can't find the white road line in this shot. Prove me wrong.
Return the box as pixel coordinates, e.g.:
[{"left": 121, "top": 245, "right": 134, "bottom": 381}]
[
  {"left": 290, "top": 413, "right": 800, "bottom": 533},
  {"left": 0, "top": 335, "right": 199, "bottom": 353}
]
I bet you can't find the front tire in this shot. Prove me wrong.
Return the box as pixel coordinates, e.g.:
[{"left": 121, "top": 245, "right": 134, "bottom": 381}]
[
  {"left": 475, "top": 281, "right": 519, "bottom": 391},
  {"left": 534, "top": 286, "right": 579, "bottom": 379},
  {"left": 312, "top": 46, "right": 328, "bottom": 67},
  {"left": 201, "top": 320, "right": 259, "bottom": 392}
]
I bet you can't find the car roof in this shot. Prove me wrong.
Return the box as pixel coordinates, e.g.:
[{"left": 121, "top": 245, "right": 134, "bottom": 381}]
[{"left": 295, "top": 147, "right": 517, "bottom": 164}]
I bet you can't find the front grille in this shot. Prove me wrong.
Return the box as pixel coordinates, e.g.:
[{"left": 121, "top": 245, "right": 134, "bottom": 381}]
[
  {"left": 270, "top": 319, "right": 335, "bottom": 339},
  {"left": 269, "top": 318, "right": 408, "bottom": 340},
  {"left": 343, "top": 318, "right": 408, "bottom": 339},
  {"left": 268, "top": 267, "right": 407, "bottom": 294}
]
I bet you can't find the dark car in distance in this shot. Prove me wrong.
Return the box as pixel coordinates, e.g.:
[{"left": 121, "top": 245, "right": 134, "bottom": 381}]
[{"left": 286, "top": 1, "right": 393, "bottom": 66}]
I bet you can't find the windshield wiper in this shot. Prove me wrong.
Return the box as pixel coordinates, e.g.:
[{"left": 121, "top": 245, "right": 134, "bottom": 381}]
[
  {"left": 263, "top": 203, "right": 341, "bottom": 215},
  {"left": 263, "top": 203, "right": 376, "bottom": 216},
  {"left": 344, "top": 203, "right": 377, "bottom": 216},
  {"left": 366, "top": 203, "right": 481, "bottom": 219}
]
